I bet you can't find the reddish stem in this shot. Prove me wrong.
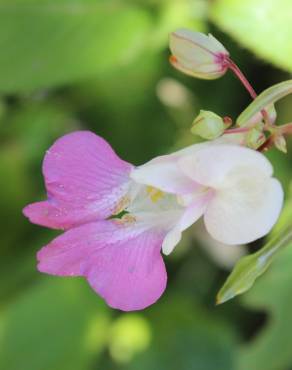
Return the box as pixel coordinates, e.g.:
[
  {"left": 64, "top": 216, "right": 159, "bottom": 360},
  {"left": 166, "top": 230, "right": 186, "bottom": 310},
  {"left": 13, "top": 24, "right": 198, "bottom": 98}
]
[
  {"left": 224, "top": 126, "right": 250, "bottom": 135},
  {"left": 225, "top": 57, "right": 270, "bottom": 124},
  {"left": 226, "top": 58, "right": 257, "bottom": 99},
  {"left": 279, "top": 123, "right": 292, "bottom": 135}
]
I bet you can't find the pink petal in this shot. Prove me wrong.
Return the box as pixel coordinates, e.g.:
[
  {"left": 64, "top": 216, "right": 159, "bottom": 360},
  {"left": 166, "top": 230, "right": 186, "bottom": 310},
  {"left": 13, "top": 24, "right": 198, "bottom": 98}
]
[
  {"left": 37, "top": 220, "right": 167, "bottom": 311},
  {"left": 23, "top": 131, "right": 132, "bottom": 229}
]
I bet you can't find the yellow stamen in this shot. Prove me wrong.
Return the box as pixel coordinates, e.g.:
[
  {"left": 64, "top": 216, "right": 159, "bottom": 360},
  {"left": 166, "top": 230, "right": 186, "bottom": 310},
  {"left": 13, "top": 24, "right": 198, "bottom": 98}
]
[{"left": 146, "top": 186, "right": 164, "bottom": 203}]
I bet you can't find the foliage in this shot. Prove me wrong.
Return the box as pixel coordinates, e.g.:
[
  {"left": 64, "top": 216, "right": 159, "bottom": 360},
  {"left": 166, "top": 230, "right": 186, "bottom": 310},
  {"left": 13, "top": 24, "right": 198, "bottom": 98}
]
[
  {"left": 236, "top": 242, "right": 292, "bottom": 370},
  {"left": 211, "top": 0, "right": 292, "bottom": 72},
  {"left": 1, "top": 0, "right": 292, "bottom": 369}
]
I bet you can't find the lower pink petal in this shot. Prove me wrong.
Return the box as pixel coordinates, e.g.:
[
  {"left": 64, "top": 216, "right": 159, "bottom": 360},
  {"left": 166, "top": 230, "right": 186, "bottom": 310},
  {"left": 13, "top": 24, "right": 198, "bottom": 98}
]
[
  {"left": 24, "top": 131, "right": 132, "bottom": 229},
  {"left": 37, "top": 220, "right": 167, "bottom": 311},
  {"left": 85, "top": 231, "right": 166, "bottom": 311}
]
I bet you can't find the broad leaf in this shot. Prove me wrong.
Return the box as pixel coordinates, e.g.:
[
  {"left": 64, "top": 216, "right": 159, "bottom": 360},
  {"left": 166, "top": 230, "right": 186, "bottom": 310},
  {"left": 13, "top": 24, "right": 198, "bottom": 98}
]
[
  {"left": 127, "top": 296, "right": 238, "bottom": 370},
  {"left": 0, "top": 278, "right": 111, "bottom": 370},
  {"left": 0, "top": 0, "right": 151, "bottom": 92}
]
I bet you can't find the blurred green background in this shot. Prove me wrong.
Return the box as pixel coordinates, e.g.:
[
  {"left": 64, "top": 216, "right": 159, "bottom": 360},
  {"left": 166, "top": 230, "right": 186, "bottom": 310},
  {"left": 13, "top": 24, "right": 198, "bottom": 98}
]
[{"left": 1, "top": 1, "right": 292, "bottom": 369}]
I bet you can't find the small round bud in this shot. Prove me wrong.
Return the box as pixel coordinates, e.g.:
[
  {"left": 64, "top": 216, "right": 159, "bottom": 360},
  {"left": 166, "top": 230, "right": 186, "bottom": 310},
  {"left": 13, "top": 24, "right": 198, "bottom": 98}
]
[
  {"left": 223, "top": 116, "right": 233, "bottom": 129},
  {"left": 169, "top": 29, "right": 229, "bottom": 80},
  {"left": 191, "top": 110, "right": 225, "bottom": 140},
  {"left": 246, "top": 128, "right": 266, "bottom": 149}
]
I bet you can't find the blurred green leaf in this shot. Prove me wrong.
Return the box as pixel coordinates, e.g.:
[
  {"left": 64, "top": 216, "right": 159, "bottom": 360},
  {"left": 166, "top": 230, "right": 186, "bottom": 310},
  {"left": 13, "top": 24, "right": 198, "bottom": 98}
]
[
  {"left": 0, "top": 144, "right": 33, "bottom": 251},
  {"left": 152, "top": 0, "right": 207, "bottom": 49},
  {"left": 126, "top": 296, "right": 237, "bottom": 370},
  {"left": 0, "top": 249, "right": 38, "bottom": 302},
  {"left": 217, "top": 225, "right": 292, "bottom": 304},
  {"left": 0, "top": 0, "right": 151, "bottom": 92},
  {"left": 1, "top": 100, "right": 76, "bottom": 162},
  {"left": 0, "top": 100, "right": 76, "bottom": 253},
  {"left": 235, "top": 243, "right": 292, "bottom": 370},
  {"left": 0, "top": 278, "right": 111, "bottom": 370},
  {"left": 237, "top": 80, "right": 292, "bottom": 126},
  {"left": 109, "top": 314, "right": 152, "bottom": 364},
  {"left": 211, "top": 0, "right": 292, "bottom": 72},
  {"left": 68, "top": 52, "right": 176, "bottom": 163}
]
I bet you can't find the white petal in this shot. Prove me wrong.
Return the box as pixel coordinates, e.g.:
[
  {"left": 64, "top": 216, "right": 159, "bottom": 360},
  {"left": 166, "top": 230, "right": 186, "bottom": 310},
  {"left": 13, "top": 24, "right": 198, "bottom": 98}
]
[
  {"left": 131, "top": 160, "right": 194, "bottom": 194},
  {"left": 161, "top": 228, "right": 182, "bottom": 256},
  {"left": 130, "top": 143, "right": 206, "bottom": 194},
  {"left": 170, "top": 29, "right": 228, "bottom": 63},
  {"left": 178, "top": 144, "right": 273, "bottom": 188},
  {"left": 162, "top": 192, "right": 210, "bottom": 255},
  {"left": 204, "top": 177, "right": 283, "bottom": 244},
  {"left": 214, "top": 132, "right": 245, "bottom": 146}
]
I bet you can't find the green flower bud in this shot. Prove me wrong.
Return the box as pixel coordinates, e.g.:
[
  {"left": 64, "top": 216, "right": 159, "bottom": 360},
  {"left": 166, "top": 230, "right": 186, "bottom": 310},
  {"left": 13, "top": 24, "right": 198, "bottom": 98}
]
[
  {"left": 274, "top": 134, "right": 287, "bottom": 153},
  {"left": 169, "top": 29, "right": 229, "bottom": 80},
  {"left": 191, "top": 110, "right": 225, "bottom": 140},
  {"left": 246, "top": 128, "right": 266, "bottom": 149}
]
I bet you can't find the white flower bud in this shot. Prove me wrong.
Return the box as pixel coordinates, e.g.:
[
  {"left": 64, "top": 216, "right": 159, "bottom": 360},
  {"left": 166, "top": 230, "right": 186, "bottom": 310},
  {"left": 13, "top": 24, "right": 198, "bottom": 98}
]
[{"left": 169, "top": 29, "right": 229, "bottom": 80}]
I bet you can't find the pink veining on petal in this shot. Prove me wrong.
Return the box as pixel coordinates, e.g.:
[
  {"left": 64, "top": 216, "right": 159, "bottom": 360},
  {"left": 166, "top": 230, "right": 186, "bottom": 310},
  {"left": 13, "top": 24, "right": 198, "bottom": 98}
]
[
  {"left": 37, "top": 220, "right": 167, "bottom": 311},
  {"left": 23, "top": 131, "right": 133, "bottom": 229}
]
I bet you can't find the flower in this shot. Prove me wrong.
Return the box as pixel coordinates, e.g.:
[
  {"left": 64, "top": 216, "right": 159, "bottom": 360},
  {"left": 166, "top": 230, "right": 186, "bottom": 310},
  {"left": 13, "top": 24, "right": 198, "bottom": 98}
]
[
  {"left": 169, "top": 28, "right": 229, "bottom": 79},
  {"left": 23, "top": 131, "right": 283, "bottom": 311}
]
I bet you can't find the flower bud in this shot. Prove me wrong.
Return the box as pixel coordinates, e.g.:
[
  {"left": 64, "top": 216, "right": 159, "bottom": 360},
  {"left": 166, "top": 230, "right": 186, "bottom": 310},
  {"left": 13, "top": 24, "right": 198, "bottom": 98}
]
[
  {"left": 274, "top": 134, "right": 287, "bottom": 153},
  {"left": 191, "top": 110, "right": 225, "bottom": 140},
  {"left": 246, "top": 128, "right": 266, "bottom": 149},
  {"left": 169, "top": 29, "right": 229, "bottom": 80}
]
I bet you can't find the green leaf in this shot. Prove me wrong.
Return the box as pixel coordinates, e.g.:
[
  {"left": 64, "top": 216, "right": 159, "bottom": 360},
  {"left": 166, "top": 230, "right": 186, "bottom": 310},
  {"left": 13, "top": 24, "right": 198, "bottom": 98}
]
[
  {"left": 0, "top": 0, "right": 151, "bottom": 92},
  {"left": 211, "top": 0, "right": 292, "bottom": 72},
  {"left": 68, "top": 52, "right": 177, "bottom": 163},
  {"left": 1, "top": 100, "right": 75, "bottom": 163},
  {"left": 127, "top": 296, "right": 238, "bottom": 370},
  {"left": 217, "top": 225, "right": 292, "bottom": 304},
  {"left": 0, "top": 278, "right": 111, "bottom": 370},
  {"left": 236, "top": 242, "right": 292, "bottom": 370},
  {"left": 152, "top": 0, "right": 207, "bottom": 50},
  {"left": 237, "top": 80, "right": 292, "bottom": 126}
]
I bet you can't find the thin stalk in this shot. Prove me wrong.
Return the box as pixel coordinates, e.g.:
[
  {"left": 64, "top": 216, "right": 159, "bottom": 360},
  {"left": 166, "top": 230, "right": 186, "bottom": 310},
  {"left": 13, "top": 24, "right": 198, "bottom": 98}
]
[
  {"left": 224, "top": 126, "right": 251, "bottom": 135},
  {"left": 226, "top": 58, "right": 270, "bottom": 125}
]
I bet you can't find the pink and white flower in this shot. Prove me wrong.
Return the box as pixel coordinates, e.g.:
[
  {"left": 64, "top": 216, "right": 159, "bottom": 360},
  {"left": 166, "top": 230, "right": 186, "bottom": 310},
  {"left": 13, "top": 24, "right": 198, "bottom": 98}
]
[{"left": 23, "top": 131, "right": 283, "bottom": 311}]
